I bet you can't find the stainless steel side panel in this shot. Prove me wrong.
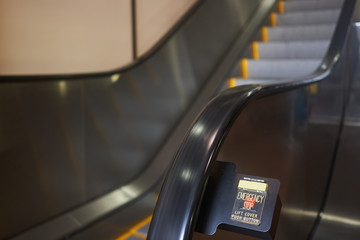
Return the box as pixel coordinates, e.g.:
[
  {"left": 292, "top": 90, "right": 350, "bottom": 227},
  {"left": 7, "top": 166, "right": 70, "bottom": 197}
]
[
  {"left": 194, "top": 42, "right": 351, "bottom": 240},
  {"left": 313, "top": 23, "right": 360, "bottom": 240}
]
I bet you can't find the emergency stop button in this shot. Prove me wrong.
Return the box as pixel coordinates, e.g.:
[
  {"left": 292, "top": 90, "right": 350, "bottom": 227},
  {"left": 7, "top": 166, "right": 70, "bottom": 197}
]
[
  {"left": 231, "top": 180, "right": 268, "bottom": 226},
  {"left": 195, "top": 161, "right": 281, "bottom": 240}
]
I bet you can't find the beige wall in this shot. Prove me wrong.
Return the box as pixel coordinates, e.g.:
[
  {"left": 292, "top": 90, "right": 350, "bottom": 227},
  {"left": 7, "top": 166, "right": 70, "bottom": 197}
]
[
  {"left": 0, "top": 0, "right": 198, "bottom": 75},
  {"left": 0, "top": 0, "right": 133, "bottom": 75},
  {"left": 136, "top": 0, "right": 197, "bottom": 57}
]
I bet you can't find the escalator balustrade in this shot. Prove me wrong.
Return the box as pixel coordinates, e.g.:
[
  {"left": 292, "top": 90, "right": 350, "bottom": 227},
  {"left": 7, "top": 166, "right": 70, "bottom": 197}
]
[
  {"left": 147, "top": 0, "right": 354, "bottom": 239},
  {"left": 197, "top": 0, "right": 345, "bottom": 238}
]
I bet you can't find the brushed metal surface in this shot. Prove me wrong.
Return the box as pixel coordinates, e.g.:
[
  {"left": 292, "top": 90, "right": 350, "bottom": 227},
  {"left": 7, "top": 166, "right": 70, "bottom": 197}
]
[
  {"left": 216, "top": 83, "right": 344, "bottom": 240},
  {"left": 313, "top": 22, "right": 360, "bottom": 240},
  {"left": 148, "top": 1, "right": 355, "bottom": 239}
]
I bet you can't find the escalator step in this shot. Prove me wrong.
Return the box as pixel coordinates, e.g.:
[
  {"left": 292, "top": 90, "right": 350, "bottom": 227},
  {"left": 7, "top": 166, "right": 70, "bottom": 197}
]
[
  {"left": 115, "top": 216, "right": 151, "bottom": 240},
  {"left": 283, "top": 0, "right": 343, "bottom": 12},
  {"left": 227, "top": 78, "right": 281, "bottom": 88},
  {"left": 255, "top": 40, "right": 330, "bottom": 59},
  {"left": 125, "top": 236, "right": 145, "bottom": 240},
  {"left": 242, "top": 59, "right": 321, "bottom": 79},
  {"left": 275, "top": 9, "right": 340, "bottom": 26},
  {"left": 137, "top": 223, "right": 150, "bottom": 235},
  {"left": 266, "top": 24, "right": 335, "bottom": 41}
]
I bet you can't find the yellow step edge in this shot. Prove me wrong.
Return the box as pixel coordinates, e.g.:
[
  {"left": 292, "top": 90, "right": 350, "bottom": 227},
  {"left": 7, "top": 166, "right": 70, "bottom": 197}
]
[
  {"left": 278, "top": 1, "right": 285, "bottom": 14},
  {"left": 240, "top": 59, "right": 249, "bottom": 79},
  {"left": 252, "top": 41, "right": 259, "bottom": 59},
  {"left": 309, "top": 83, "right": 319, "bottom": 94},
  {"left": 270, "top": 12, "right": 277, "bottom": 27},
  {"left": 228, "top": 78, "right": 237, "bottom": 88},
  {"left": 261, "top": 27, "right": 268, "bottom": 42},
  {"left": 132, "top": 232, "right": 147, "bottom": 239},
  {"left": 116, "top": 232, "right": 132, "bottom": 240},
  {"left": 115, "top": 215, "right": 152, "bottom": 240}
]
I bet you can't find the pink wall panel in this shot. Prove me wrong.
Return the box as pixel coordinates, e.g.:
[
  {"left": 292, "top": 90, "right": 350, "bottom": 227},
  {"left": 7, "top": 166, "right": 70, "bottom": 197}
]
[
  {"left": 136, "top": 0, "right": 197, "bottom": 57},
  {"left": 0, "top": 0, "right": 132, "bottom": 75}
]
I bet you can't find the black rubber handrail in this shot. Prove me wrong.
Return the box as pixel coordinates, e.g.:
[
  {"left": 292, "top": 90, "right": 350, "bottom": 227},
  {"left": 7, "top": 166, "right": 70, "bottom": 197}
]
[{"left": 147, "top": 1, "right": 356, "bottom": 239}]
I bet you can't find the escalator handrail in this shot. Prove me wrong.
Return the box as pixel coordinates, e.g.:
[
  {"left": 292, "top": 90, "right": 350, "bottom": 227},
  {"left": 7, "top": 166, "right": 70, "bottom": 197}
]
[{"left": 147, "top": 1, "right": 356, "bottom": 239}]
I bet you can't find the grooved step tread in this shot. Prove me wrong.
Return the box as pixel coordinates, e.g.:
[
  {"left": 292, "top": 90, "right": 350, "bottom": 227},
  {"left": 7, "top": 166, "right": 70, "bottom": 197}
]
[
  {"left": 267, "top": 24, "right": 335, "bottom": 41},
  {"left": 243, "top": 59, "right": 321, "bottom": 79},
  {"left": 228, "top": 78, "right": 282, "bottom": 87},
  {"left": 275, "top": 9, "right": 340, "bottom": 26},
  {"left": 256, "top": 40, "right": 330, "bottom": 59},
  {"left": 283, "top": 0, "right": 344, "bottom": 12}
]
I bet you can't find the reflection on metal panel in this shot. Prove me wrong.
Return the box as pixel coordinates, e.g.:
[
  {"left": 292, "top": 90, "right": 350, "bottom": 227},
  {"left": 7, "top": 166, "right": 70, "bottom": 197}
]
[
  {"left": 215, "top": 66, "right": 347, "bottom": 239},
  {"left": 313, "top": 23, "right": 360, "bottom": 240}
]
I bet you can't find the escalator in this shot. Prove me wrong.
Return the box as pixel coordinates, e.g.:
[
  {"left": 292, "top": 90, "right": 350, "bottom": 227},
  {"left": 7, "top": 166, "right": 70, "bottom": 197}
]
[
  {"left": 148, "top": 0, "right": 360, "bottom": 240},
  {"left": 0, "top": 0, "right": 267, "bottom": 239},
  {"left": 1, "top": 0, "right": 359, "bottom": 240}
]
